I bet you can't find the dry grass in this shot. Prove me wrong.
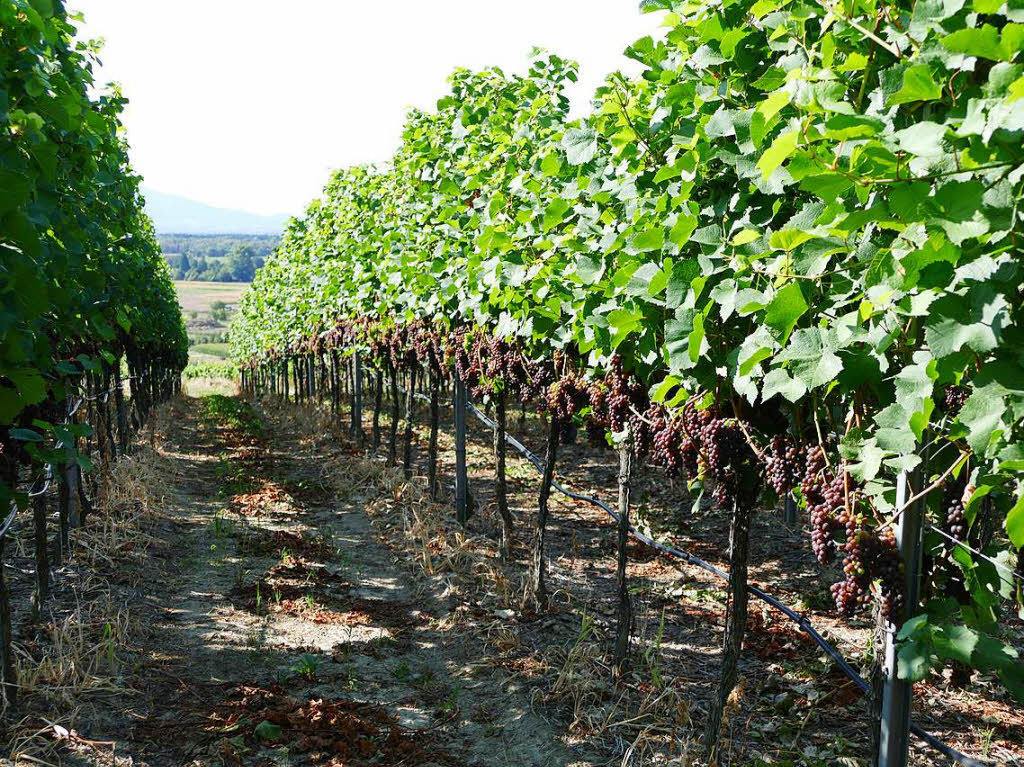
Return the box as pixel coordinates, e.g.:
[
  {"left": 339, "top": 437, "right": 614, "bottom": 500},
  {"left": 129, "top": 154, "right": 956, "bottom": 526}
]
[
  {"left": 2, "top": 399, "right": 183, "bottom": 765},
  {"left": 72, "top": 444, "right": 170, "bottom": 572},
  {"left": 182, "top": 375, "right": 238, "bottom": 398},
  {"left": 14, "top": 588, "right": 131, "bottom": 708},
  {"left": 259, "top": 395, "right": 703, "bottom": 766}
]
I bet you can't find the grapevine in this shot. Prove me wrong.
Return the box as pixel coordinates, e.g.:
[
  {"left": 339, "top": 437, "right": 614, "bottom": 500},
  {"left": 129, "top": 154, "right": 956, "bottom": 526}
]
[{"left": 229, "top": 0, "right": 1024, "bottom": 707}]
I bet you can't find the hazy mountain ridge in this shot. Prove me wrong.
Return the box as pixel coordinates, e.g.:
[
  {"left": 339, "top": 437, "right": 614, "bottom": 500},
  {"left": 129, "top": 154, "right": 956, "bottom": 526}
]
[{"left": 143, "top": 187, "right": 290, "bottom": 235}]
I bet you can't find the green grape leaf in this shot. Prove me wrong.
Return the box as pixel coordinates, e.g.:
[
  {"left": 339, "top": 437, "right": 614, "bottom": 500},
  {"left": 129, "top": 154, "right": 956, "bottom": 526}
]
[
  {"left": 562, "top": 127, "right": 598, "bottom": 165},
  {"left": 757, "top": 130, "right": 798, "bottom": 179},
  {"left": 1005, "top": 490, "right": 1024, "bottom": 549},
  {"left": 888, "top": 64, "right": 942, "bottom": 105},
  {"left": 763, "top": 282, "right": 808, "bottom": 343},
  {"left": 778, "top": 328, "right": 842, "bottom": 390}
]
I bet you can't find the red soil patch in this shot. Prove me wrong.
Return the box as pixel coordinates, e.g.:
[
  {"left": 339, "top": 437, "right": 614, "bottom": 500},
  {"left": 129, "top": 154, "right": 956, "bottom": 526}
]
[
  {"left": 213, "top": 684, "right": 452, "bottom": 766},
  {"left": 232, "top": 481, "right": 292, "bottom": 516}
]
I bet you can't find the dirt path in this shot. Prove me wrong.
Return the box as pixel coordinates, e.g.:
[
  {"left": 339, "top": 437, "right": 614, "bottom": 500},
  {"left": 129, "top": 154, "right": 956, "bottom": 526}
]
[{"left": 60, "top": 391, "right": 593, "bottom": 767}]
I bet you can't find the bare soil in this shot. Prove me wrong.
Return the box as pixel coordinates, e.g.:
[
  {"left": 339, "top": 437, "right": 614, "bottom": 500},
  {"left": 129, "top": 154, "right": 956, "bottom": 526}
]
[
  {"left": 3, "top": 385, "right": 1021, "bottom": 767},
  {"left": 2, "top": 389, "right": 594, "bottom": 766}
]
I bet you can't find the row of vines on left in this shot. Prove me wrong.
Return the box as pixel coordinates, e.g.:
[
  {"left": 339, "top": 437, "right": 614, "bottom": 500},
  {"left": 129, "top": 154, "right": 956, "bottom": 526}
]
[{"left": 0, "top": 0, "right": 189, "bottom": 712}]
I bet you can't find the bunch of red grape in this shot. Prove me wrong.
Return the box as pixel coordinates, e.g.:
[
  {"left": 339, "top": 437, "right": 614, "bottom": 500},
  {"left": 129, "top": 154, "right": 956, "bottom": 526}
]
[
  {"left": 942, "top": 385, "right": 969, "bottom": 417},
  {"left": 588, "top": 382, "right": 609, "bottom": 428},
  {"left": 410, "top": 320, "right": 444, "bottom": 372},
  {"left": 944, "top": 486, "right": 968, "bottom": 547},
  {"left": 365, "top": 324, "right": 392, "bottom": 368},
  {"left": 700, "top": 418, "right": 758, "bottom": 508},
  {"left": 546, "top": 374, "right": 589, "bottom": 421},
  {"left": 649, "top": 408, "right": 697, "bottom": 478},
  {"left": 802, "top": 446, "right": 846, "bottom": 565},
  {"left": 831, "top": 523, "right": 904, "bottom": 620},
  {"left": 381, "top": 325, "right": 412, "bottom": 371},
  {"left": 765, "top": 436, "right": 803, "bottom": 495},
  {"left": 937, "top": 477, "right": 971, "bottom": 595},
  {"left": 602, "top": 355, "right": 648, "bottom": 434},
  {"left": 449, "top": 327, "right": 482, "bottom": 392},
  {"left": 873, "top": 528, "right": 905, "bottom": 620},
  {"left": 672, "top": 411, "right": 762, "bottom": 509},
  {"left": 682, "top": 400, "right": 714, "bottom": 440}
]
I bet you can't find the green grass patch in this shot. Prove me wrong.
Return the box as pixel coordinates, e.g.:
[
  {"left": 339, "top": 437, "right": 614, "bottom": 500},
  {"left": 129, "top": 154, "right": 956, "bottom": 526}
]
[
  {"left": 184, "top": 361, "right": 238, "bottom": 380},
  {"left": 191, "top": 342, "right": 231, "bottom": 359},
  {"left": 202, "top": 394, "right": 263, "bottom": 437}
]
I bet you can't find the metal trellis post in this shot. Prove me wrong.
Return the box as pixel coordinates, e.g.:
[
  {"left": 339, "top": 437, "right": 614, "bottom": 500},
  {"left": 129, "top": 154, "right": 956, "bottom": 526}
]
[
  {"left": 454, "top": 374, "right": 470, "bottom": 526},
  {"left": 353, "top": 351, "right": 363, "bottom": 444},
  {"left": 878, "top": 469, "right": 925, "bottom": 767}
]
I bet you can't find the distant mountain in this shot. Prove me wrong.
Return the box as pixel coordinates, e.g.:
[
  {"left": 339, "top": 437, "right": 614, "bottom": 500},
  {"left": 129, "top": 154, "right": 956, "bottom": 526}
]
[{"left": 143, "top": 187, "right": 290, "bottom": 235}]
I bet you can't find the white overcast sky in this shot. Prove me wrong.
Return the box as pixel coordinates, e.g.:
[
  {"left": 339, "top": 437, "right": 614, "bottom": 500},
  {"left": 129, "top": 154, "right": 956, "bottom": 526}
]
[{"left": 72, "top": 2, "right": 665, "bottom": 217}]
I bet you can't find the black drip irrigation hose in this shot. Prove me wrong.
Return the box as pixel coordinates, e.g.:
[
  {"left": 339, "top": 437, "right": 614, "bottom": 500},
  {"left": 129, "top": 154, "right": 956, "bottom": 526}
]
[
  {"left": 459, "top": 398, "right": 988, "bottom": 767},
  {"left": 345, "top": 370, "right": 984, "bottom": 765}
]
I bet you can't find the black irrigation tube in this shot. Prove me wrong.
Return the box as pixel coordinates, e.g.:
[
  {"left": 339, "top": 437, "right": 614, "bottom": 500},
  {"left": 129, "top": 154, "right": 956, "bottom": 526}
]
[
  {"left": 459, "top": 398, "right": 988, "bottom": 767},
  {"left": 352, "top": 372, "right": 985, "bottom": 765}
]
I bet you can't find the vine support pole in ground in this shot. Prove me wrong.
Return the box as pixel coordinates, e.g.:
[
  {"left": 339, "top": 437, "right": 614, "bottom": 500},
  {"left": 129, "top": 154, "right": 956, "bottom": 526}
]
[
  {"left": 878, "top": 469, "right": 925, "bottom": 767},
  {"left": 31, "top": 491, "right": 49, "bottom": 622},
  {"left": 0, "top": 517, "right": 14, "bottom": 710},
  {"left": 784, "top": 493, "right": 797, "bottom": 526},
  {"left": 387, "top": 364, "right": 400, "bottom": 467},
  {"left": 531, "top": 415, "right": 561, "bottom": 609},
  {"left": 427, "top": 368, "right": 440, "bottom": 500},
  {"left": 454, "top": 374, "right": 470, "bottom": 526},
  {"left": 57, "top": 464, "right": 70, "bottom": 565},
  {"left": 101, "top": 370, "right": 116, "bottom": 460},
  {"left": 329, "top": 352, "right": 337, "bottom": 418},
  {"left": 402, "top": 366, "right": 417, "bottom": 479},
  {"left": 494, "top": 389, "right": 512, "bottom": 559},
  {"left": 614, "top": 424, "right": 633, "bottom": 667},
  {"left": 353, "top": 351, "right": 363, "bottom": 445},
  {"left": 75, "top": 463, "right": 92, "bottom": 527},
  {"left": 373, "top": 369, "right": 383, "bottom": 449},
  {"left": 704, "top": 497, "right": 753, "bottom": 759},
  {"left": 114, "top": 364, "right": 129, "bottom": 454}
]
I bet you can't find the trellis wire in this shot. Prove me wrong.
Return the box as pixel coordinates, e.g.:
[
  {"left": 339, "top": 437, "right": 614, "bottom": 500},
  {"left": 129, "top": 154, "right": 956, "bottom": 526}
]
[
  {"left": 928, "top": 525, "right": 1024, "bottom": 586},
  {"left": 273, "top": 367, "right": 990, "bottom": 767},
  {"left": 460, "top": 399, "right": 989, "bottom": 767}
]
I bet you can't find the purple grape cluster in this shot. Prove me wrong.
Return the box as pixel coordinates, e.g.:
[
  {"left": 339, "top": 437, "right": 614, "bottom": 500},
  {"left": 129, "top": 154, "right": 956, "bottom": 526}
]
[
  {"left": 801, "top": 446, "right": 846, "bottom": 565},
  {"left": 674, "top": 411, "right": 762, "bottom": 510},
  {"left": 765, "top": 436, "right": 803, "bottom": 495},
  {"left": 602, "top": 355, "right": 647, "bottom": 434},
  {"left": 942, "top": 385, "right": 969, "bottom": 417},
  {"left": 831, "top": 524, "right": 904, "bottom": 620},
  {"left": 546, "top": 374, "right": 589, "bottom": 421}
]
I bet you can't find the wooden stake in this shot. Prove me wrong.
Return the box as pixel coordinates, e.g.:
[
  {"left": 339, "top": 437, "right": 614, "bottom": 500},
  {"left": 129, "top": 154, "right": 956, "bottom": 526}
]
[
  {"left": 428, "top": 368, "right": 440, "bottom": 500},
  {"left": 454, "top": 374, "right": 470, "bottom": 525},
  {"left": 704, "top": 496, "right": 752, "bottom": 758},
  {"left": 494, "top": 389, "right": 513, "bottom": 559},
  {"left": 531, "top": 415, "right": 560, "bottom": 608},
  {"left": 31, "top": 490, "right": 49, "bottom": 621},
  {"left": 614, "top": 424, "right": 634, "bottom": 667},
  {"left": 388, "top": 365, "right": 400, "bottom": 467},
  {"left": 353, "top": 351, "right": 363, "bottom": 444},
  {"left": 403, "top": 367, "right": 417, "bottom": 479}
]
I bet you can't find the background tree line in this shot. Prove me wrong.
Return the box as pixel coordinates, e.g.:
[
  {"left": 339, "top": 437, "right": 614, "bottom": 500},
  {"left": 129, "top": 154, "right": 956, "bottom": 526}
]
[{"left": 160, "top": 234, "right": 279, "bottom": 282}]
